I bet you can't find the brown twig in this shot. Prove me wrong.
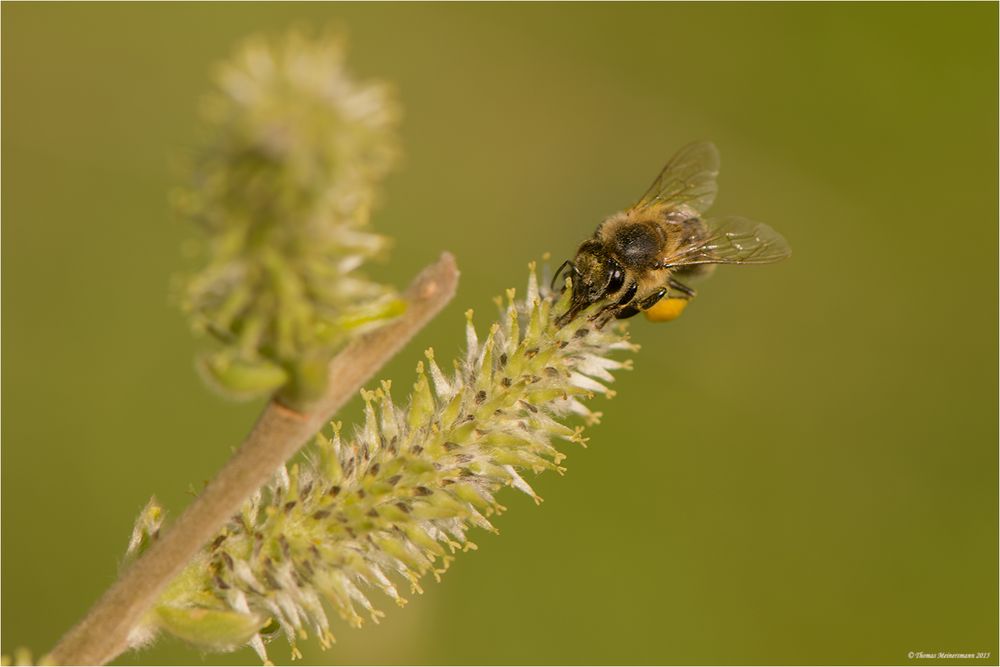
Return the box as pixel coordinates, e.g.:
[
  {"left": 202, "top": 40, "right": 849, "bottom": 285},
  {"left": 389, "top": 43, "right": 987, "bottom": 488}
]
[{"left": 48, "top": 253, "right": 459, "bottom": 666}]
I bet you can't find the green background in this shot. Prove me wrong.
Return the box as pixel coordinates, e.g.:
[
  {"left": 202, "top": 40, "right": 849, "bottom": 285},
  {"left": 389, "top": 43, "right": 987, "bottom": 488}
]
[{"left": 3, "top": 3, "right": 997, "bottom": 665}]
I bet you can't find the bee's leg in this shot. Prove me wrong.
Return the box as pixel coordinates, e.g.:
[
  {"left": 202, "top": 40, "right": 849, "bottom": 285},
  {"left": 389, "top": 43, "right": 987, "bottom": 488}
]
[
  {"left": 615, "top": 281, "right": 638, "bottom": 308},
  {"left": 615, "top": 287, "right": 666, "bottom": 320},
  {"left": 638, "top": 287, "right": 668, "bottom": 310},
  {"left": 592, "top": 281, "right": 638, "bottom": 323},
  {"left": 667, "top": 277, "right": 696, "bottom": 300},
  {"left": 614, "top": 304, "right": 642, "bottom": 319},
  {"left": 643, "top": 286, "right": 692, "bottom": 322}
]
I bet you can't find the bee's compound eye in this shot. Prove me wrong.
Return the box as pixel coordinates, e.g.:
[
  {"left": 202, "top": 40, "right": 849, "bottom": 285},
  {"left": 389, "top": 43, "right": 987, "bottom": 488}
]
[{"left": 606, "top": 266, "right": 625, "bottom": 294}]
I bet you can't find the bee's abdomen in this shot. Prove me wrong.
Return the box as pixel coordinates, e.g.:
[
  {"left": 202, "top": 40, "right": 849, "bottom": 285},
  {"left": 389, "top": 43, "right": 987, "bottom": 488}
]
[{"left": 611, "top": 222, "right": 662, "bottom": 269}]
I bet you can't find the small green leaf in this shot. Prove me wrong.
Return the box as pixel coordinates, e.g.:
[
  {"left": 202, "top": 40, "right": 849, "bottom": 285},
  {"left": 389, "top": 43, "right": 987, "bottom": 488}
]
[
  {"left": 197, "top": 352, "right": 289, "bottom": 399},
  {"left": 155, "top": 606, "right": 267, "bottom": 651}
]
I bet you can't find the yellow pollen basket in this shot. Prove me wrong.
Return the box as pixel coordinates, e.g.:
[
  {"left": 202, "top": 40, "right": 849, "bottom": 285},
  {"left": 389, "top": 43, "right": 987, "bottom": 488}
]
[{"left": 643, "top": 297, "right": 689, "bottom": 323}]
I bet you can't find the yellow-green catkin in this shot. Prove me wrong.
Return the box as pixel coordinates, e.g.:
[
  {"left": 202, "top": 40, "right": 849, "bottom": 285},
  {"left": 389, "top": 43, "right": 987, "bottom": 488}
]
[
  {"left": 176, "top": 30, "right": 404, "bottom": 405},
  {"left": 132, "top": 265, "right": 637, "bottom": 663}
]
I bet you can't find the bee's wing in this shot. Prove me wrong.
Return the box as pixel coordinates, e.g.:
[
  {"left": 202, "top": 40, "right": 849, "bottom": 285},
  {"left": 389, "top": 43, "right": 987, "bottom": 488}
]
[
  {"left": 629, "top": 141, "right": 720, "bottom": 214},
  {"left": 660, "top": 216, "right": 791, "bottom": 268}
]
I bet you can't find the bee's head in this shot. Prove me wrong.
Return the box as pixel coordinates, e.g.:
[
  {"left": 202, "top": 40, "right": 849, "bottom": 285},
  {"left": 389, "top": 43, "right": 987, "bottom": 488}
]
[{"left": 558, "top": 241, "right": 626, "bottom": 323}]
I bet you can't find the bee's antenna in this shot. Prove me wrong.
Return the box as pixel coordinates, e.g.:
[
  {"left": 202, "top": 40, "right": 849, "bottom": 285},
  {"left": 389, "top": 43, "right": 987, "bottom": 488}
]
[{"left": 551, "top": 260, "right": 577, "bottom": 291}]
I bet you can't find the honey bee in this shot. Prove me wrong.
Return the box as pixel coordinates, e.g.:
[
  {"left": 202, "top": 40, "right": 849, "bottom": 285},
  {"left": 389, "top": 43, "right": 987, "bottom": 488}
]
[{"left": 554, "top": 141, "right": 790, "bottom": 325}]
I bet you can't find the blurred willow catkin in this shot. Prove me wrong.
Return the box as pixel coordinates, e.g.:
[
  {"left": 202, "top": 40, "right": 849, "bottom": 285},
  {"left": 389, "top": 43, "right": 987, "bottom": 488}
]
[
  {"left": 174, "top": 30, "right": 404, "bottom": 405},
  {"left": 127, "top": 266, "right": 637, "bottom": 663}
]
